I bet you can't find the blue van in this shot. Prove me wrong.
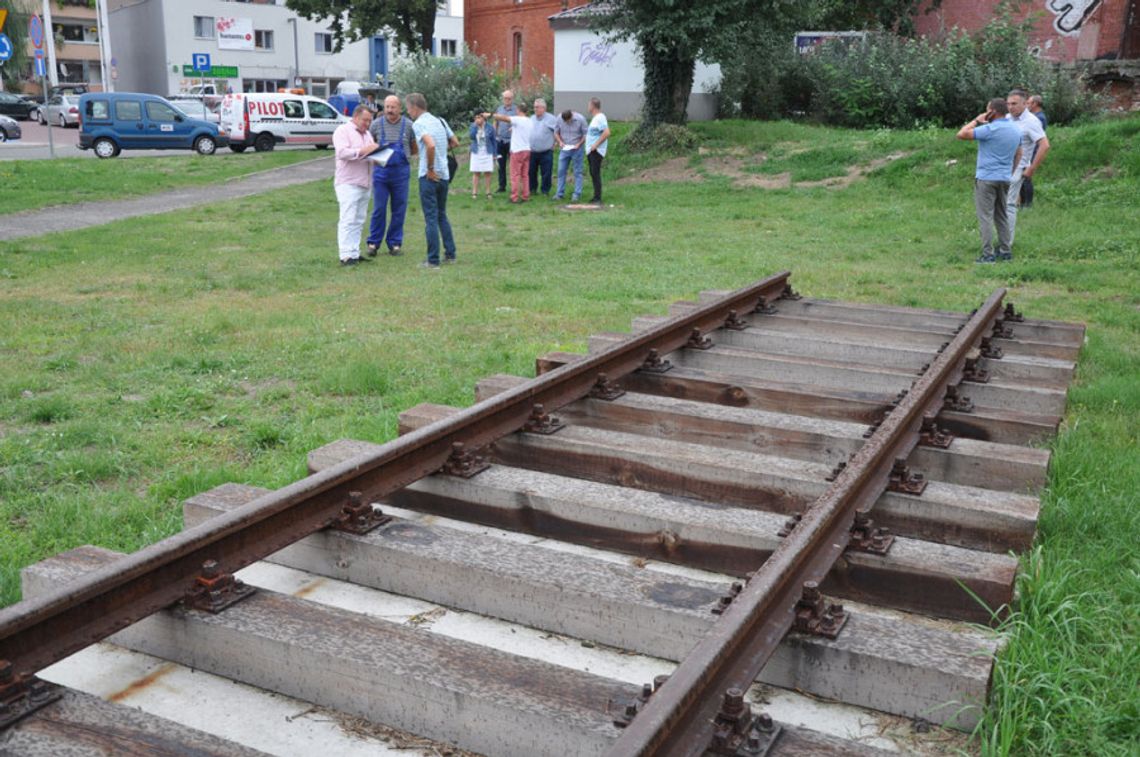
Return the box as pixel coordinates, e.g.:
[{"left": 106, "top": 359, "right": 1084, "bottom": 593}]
[{"left": 78, "top": 92, "right": 228, "bottom": 158}]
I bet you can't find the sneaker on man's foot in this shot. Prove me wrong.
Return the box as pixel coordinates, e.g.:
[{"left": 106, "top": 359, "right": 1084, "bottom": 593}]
[
  {"left": 340, "top": 257, "right": 360, "bottom": 267},
  {"left": 366, "top": 244, "right": 379, "bottom": 258},
  {"left": 389, "top": 245, "right": 403, "bottom": 256},
  {"left": 996, "top": 252, "right": 1012, "bottom": 261},
  {"left": 570, "top": 195, "right": 580, "bottom": 202},
  {"left": 443, "top": 257, "right": 456, "bottom": 265},
  {"left": 553, "top": 194, "right": 564, "bottom": 201},
  {"left": 419, "top": 261, "right": 441, "bottom": 270},
  {"left": 975, "top": 255, "right": 997, "bottom": 264}
]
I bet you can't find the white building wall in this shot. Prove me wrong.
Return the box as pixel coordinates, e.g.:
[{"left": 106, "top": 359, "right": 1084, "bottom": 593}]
[
  {"left": 109, "top": 0, "right": 465, "bottom": 97},
  {"left": 553, "top": 28, "right": 720, "bottom": 121}
]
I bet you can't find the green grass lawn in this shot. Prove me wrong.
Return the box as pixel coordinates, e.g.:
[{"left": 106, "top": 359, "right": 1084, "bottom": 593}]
[
  {"left": 0, "top": 150, "right": 326, "bottom": 215},
  {"left": 1, "top": 115, "right": 1137, "bottom": 755}
]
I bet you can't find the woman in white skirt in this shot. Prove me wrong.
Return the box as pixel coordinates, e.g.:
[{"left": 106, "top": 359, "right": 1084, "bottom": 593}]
[{"left": 468, "top": 113, "right": 498, "bottom": 198}]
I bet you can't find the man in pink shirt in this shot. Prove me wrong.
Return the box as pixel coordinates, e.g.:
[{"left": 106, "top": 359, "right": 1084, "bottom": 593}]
[{"left": 332, "top": 105, "right": 380, "bottom": 266}]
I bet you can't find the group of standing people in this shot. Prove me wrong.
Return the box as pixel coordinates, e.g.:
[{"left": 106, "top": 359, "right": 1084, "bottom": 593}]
[
  {"left": 333, "top": 93, "right": 459, "bottom": 269},
  {"left": 957, "top": 89, "right": 1050, "bottom": 263},
  {"left": 332, "top": 90, "right": 612, "bottom": 269},
  {"left": 475, "top": 90, "right": 611, "bottom": 205}
]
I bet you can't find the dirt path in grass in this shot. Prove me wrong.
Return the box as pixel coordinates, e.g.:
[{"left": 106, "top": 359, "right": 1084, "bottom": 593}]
[{"left": 0, "top": 157, "right": 334, "bottom": 242}]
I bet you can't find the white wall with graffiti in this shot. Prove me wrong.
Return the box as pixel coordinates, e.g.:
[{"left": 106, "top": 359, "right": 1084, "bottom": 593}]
[{"left": 552, "top": 28, "right": 721, "bottom": 121}]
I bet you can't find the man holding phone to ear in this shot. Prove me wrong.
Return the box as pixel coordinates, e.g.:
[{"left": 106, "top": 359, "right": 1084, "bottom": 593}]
[{"left": 957, "top": 98, "right": 1022, "bottom": 264}]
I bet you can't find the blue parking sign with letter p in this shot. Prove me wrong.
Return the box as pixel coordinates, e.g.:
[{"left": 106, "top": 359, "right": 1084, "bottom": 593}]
[{"left": 192, "top": 53, "right": 211, "bottom": 73}]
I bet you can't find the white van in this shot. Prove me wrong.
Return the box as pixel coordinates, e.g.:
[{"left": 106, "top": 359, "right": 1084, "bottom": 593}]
[{"left": 219, "top": 93, "right": 347, "bottom": 153}]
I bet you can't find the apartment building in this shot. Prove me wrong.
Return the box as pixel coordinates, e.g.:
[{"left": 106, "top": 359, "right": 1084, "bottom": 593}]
[
  {"left": 106, "top": 0, "right": 464, "bottom": 98},
  {"left": 15, "top": 0, "right": 105, "bottom": 91}
]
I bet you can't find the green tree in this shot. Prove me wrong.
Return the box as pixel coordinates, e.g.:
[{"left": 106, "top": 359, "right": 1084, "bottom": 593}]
[
  {"left": 0, "top": 1, "right": 32, "bottom": 92},
  {"left": 284, "top": 0, "right": 441, "bottom": 54},
  {"left": 590, "top": 0, "right": 937, "bottom": 132}
]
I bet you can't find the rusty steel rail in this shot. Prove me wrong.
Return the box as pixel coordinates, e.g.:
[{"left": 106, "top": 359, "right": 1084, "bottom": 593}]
[
  {"left": 606, "top": 288, "right": 1007, "bottom": 756},
  {"left": 0, "top": 272, "right": 792, "bottom": 680}
]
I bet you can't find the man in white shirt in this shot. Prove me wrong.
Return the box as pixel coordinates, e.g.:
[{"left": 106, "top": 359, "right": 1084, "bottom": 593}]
[
  {"left": 1005, "top": 88, "right": 1050, "bottom": 249},
  {"left": 489, "top": 103, "right": 533, "bottom": 203},
  {"left": 331, "top": 105, "right": 380, "bottom": 266},
  {"left": 586, "top": 97, "right": 611, "bottom": 205}
]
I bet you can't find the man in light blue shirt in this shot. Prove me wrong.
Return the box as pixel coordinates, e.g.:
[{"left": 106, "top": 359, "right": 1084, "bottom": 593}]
[
  {"left": 528, "top": 98, "right": 559, "bottom": 197},
  {"left": 554, "top": 109, "right": 588, "bottom": 202},
  {"left": 406, "top": 92, "right": 459, "bottom": 269},
  {"left": 957, "top": 98, "right": 1022, "bottom": 263}
]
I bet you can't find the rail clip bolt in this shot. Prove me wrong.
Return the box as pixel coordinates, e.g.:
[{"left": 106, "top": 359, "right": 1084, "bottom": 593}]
[
  {"left": 201, "top": 560, "right": 220, "bottom": 579},
  {"left": 802, "top": 581, "right": 821, "bottom": 602},
  {"left": 0, "top": 659, "right": 13, "bottom": 684},
  {"left": 757, "top": 713, "right": 774, "bottom": 731},
  {"left": 721, "top": 688, "right": 745, "bottom": 716}
]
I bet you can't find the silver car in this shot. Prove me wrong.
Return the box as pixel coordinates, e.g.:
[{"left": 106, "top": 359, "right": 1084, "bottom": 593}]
[
  {"left": 39, "top": 94, "right": 81, "bottom": 128},
  {"left": 0, "top": 114, "right": 22, "bottom": 142}
]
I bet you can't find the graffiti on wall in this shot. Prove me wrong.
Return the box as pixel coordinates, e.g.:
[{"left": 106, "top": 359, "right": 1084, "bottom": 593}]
[
  {"left": 1047, "top": 0, "right": 1103, "bottom": 35},
  {"left": 579, "top": 41, "right": 618, "bottom": 67}
]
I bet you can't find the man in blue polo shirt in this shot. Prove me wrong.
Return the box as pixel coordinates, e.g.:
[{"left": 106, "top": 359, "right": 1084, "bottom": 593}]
[{"left": 957, "top": 98, "right": 1022, "bottom": 264}]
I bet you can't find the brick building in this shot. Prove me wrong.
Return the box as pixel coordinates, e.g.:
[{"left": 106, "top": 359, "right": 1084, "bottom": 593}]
[
  {"left": 465, "top": 0, "right": 588, "bottom": 87},
  {"left": 915, "top": 0, "right": 1139, "bottom": 62}
]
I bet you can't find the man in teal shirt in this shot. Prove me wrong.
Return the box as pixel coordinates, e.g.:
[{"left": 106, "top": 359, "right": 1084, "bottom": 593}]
[{"left": 957, "top": 98, "right": 1022, "bottom": 264}]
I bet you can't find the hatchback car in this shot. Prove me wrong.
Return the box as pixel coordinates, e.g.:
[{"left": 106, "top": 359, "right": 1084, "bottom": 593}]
[
  {"left": 0, "top": 92, "right": 37, "bottom": 120},
  {"left": 39, "top": 94, "right": 81, "bottom": 127},
  {"left": 78, "top": 92, "right": 228, "bottom": 158},
  {"left": 0, "top": 114, "right": 22, "bottom": 142}
]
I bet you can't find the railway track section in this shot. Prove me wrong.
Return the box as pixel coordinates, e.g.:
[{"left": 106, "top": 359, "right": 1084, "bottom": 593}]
[{"left": 1, "top": 272, "right": 1084, "bottom": 756}]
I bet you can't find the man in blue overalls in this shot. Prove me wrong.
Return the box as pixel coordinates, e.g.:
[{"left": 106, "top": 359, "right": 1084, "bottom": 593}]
[{"left": 367, "top": 95, "right": 418, "bottom": 256}]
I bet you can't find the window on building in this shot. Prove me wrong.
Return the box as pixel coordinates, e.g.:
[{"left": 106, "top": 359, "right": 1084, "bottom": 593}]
[
  {"left": 243, "top": 79, "right": 288, "bottom": 93},
  {"left": 315, "top": 32, "right": 333, "bottom": 54},
  {"left": 255, "top": 30, "right": 274, "bottom": 50},
  {"left": 439, "top": 39, "right": 457, "bottom": 57},
  {"left": 56, "top": 23, "right": 98, "bottom": 44},
  {"left": 512, "top": 32, "right": 523, "bottom": 75},
  {"left": 193, "top": 16, "right": 215, "bottom": 39}
]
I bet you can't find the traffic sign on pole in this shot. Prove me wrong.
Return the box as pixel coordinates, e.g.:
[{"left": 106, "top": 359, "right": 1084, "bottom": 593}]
[
  {"left": 0, "top": 33, "right": 13, "bottom": 63},
  {"left": 29, "top": 14, "right": 44, "bottom": 49},
  {"left": 34, "top": 50, "right": 46, "bottom": 77},
  {"left": 192, "top": 53, "right": 211, "bottom": 72},
  {"left": 0, "top": 9, "right": 9, "bottom": 31}
]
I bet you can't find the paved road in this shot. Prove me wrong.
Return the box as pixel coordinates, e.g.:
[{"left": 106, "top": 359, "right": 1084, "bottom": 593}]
[
  {"left": 0, "top": 156, "right": 334, "bottom": 241},
  {"left": 0, "top": 120, "right": 325, "bottom": 161}
]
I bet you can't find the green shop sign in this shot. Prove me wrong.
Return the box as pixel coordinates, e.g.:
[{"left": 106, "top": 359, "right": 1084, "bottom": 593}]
[{"left": 182, "top": 64, "right": 239, "bottom": 78}]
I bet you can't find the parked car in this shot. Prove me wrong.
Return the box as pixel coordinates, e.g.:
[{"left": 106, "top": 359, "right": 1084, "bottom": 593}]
[
  {"left": 219, "top": 92, "right": 345, "bottom": 152},
  {"left": 39, "top": 94, "right": 81, "bottom": 127},
  {"left": 168, "top": 94, "right": 221, "bottom": 125},
  {"left": 78, "top": 92, "right": 228, "bottom": 158},
  {"left": 0, "top": 92, "right": 37, "bottom": 120},
  {"left": 0, "top": 114, "right": 22, "bottom": 142}
]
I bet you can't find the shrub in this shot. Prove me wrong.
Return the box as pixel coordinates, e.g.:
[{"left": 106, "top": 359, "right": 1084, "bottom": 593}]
[
  {"left": 715, "top": 4, "right": 1104, "bottom": 128},
  {"left": 622, "top": 123, "right": 702, "bottom": 154},
  {"left": 391, "top": 52, "right": 506, "bottom": 130},
  {"left": 513, "top": 74, "right": 556, "bottom": 114}
]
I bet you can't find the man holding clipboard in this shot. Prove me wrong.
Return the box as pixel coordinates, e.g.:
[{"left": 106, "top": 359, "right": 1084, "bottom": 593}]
[{"left": 366, "top": 95, "right": 418, "bottom": 257}]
